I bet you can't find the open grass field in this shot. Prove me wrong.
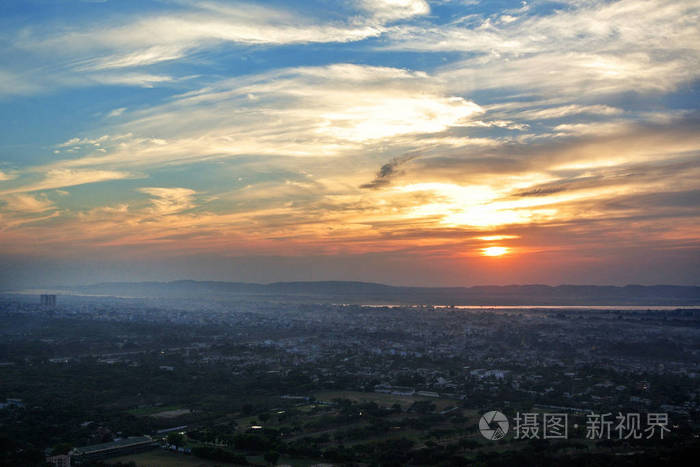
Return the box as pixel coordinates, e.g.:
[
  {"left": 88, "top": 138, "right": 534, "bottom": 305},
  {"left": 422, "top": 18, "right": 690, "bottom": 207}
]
[
  {"left": 127, "top": 405, "right": 185, "bottom": 417},
  {"left": 150, "top": 408, "right": 192, "bottom": 418},
  {"left": 107, "top": 448, "right": 330, "bottom": 467}
]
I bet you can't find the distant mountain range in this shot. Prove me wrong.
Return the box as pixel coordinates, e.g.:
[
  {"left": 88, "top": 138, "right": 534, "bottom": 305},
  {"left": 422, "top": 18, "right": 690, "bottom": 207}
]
[{"left": 51, "top": 280, "right": 700, "bottom": 306}]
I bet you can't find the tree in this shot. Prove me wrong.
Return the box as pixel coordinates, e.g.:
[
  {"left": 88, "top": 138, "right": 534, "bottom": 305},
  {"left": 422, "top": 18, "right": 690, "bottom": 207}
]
[
  {"left": 167, "top": 432, "right": 185, "bottom": 451},
  {"left": 52, "top": 442, "right": 73, "bottom": 455},
  {"left": 264, "top": 450, "right": 280, "bottom": 465},
  {"left": 458, "top": 438, "right": 479, "bottom": 452}
]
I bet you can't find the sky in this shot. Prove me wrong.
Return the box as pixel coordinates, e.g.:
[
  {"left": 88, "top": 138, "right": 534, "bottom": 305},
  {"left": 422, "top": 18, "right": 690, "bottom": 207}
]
[{"left": 0, "top": 0, "right": 699, "bottom": 288}]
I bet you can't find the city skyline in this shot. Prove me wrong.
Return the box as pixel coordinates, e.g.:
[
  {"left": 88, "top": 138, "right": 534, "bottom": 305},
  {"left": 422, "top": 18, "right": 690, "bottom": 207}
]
[{"left": 1, "top": 0, "right": 699, "bottom": 288}]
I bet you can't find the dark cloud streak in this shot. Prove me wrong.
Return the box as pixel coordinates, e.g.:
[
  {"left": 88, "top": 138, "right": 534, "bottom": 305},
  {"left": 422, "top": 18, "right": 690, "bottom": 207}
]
[{"left": 360, "top": 154, "right": 420, "bottom": 189}]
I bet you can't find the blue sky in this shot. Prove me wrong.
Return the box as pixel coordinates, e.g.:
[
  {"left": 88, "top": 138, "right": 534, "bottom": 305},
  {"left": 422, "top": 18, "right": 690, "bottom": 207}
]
[{"left": 0, "top": 0, "right": 699, "bottom": 287}]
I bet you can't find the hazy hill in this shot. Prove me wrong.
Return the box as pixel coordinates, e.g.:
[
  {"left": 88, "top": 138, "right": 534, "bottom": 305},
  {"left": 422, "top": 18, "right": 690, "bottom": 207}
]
[{"left": 53, "top": 281, "right": 700, "bottom": 306}]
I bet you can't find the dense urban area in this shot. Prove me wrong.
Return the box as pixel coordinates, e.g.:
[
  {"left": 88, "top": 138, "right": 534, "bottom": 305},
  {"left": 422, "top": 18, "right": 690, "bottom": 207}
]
[{"left": 1, "top": 293, "right": 699, "bottom": 466}]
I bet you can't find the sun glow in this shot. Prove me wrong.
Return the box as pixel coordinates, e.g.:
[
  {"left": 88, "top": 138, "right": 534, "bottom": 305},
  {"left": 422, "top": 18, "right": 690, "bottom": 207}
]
[
  {"left": 481, "top": 246, "right": 509, "bottom": 257},
  {"left": 394, "top": 182, "right": 561, "bottom": 228},
  {"left": 476, "top": 235, "right": 520, "bottom": 241}
]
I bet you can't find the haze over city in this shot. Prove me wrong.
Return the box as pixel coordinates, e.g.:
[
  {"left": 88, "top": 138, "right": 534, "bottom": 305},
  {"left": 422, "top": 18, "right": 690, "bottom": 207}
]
[{"left": 1, "top": 0, "right": 699, "bottom": 288}]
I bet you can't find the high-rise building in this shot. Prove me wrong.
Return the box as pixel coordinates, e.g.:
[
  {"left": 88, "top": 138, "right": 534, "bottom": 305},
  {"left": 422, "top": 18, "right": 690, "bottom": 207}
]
[{"left": 40, "top": 294, "right": 57, "bottom": 307}]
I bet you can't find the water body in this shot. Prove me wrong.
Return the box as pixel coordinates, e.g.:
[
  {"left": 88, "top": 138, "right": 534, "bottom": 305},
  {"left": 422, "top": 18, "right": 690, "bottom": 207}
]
[{"left": 360, "top": 304, "right": 698, "bottom": 311}]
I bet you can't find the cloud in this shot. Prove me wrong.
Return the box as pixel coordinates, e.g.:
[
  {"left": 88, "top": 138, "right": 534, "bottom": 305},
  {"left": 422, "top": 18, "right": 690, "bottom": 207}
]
[
  {"left": 514, "top": 186, "right": 569, "bottom": 197},
  {"left": 24, "top": 2, "right": 384, "bottom": 61},
  {"left": 57, "top": 135, "right": 111, "bottom": 148},
  {"left": 139, "top": 187, "right": 197, "bottom": 215},
  {"left": 0, "top": 168, "right": 133, "bottom": 195},
  {"left": 4, "top": 0, "right": 423, "bottom": 97},
  {"left": 4, "top": 0, "right": 694, "bottom": 105},
  {"left": 44, "top": 64, "right": 482, "bottom": 170},
  {"left": 360, "top": 0, "right": 430, "bottom": 21},
  {"left": 1, "top": 193, "right": 55, "bottom": 213},
  {"left": 360, "top": 154, "right": 420, "bottom": 189},
  {"left": 511, "top": 105, "right": 623, "bottom": 120},
  {"left": 7, "top": 76, "right": 693, "bottom": 259},
  {"left": 0, "top": 70, "right": 42, "bottom": 98},
  {"left": 0, "top": 170, "right": 17, "bottom": 181},
  {"left": 107, "top": 107, "right": 126, "bottom": 118},
  {"left": 413, "top": 114, "right": 700, "bottom": 180},
  {"left": 0, "top": 1, "right": 431, "bottom": 97},
  {"left": 88, "top": 73, "right": 174, "bottom": 88},
  {"left": 388, "top": 0, "right": 700, "bottom": 98},
  {"left": 552, "top": 121, "right": 633, "bottom": 137},
  {"left": 74, "top": 46, "right": 187, "bottom": 72},
  {"left": 442, "top": 52, "right": 697, "bottom": 99},
  {"left": 318, "top": 95, "right": 482, "bottom": 142}
]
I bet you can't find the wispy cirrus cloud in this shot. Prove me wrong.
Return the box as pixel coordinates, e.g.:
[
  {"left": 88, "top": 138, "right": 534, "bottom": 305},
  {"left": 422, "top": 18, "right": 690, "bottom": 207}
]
[
  {"left": 360, "top": 0, "right": 429, "bottom": 21},
  {"left": 1, "top": 193, "right": 55, "bottom": 213},
  {"left": 40, "top": 64, "right": 483, "bottom": 171},
  {"left": 1, "top": 0, "right": 432, "bottom": 96},
  {"left": 0, "top": 70, "right": 42, "bottom": 98},
  {"left": 507, "top": 105, "right": 623, "bottom": 121},
  {"left": 0, "top": 168, "right": 133, "bottom": 195},
  {"left": 139, "top": 187, "right": 198, "bottom": 216},
  {"left": 388, "top": 0, "right": 700, "bottom": 99}
]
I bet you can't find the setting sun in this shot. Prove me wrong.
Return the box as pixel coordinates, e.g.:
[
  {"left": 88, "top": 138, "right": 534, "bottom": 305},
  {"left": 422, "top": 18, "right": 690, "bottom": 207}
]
[{"left": 481, "top": 246, "right": 510, "bottom": 257}]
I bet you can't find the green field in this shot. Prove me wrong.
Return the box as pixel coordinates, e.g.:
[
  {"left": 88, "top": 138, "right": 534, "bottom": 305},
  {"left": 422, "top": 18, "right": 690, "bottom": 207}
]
[
  {"left": 314, "top": 389, "right": 459, "bottom": 411},
  {"left": 127, "top": 405, "right": 186, "bottom": 417},
  {"left": 107, "top": 448, "right": 329, "bottom": 466}
]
